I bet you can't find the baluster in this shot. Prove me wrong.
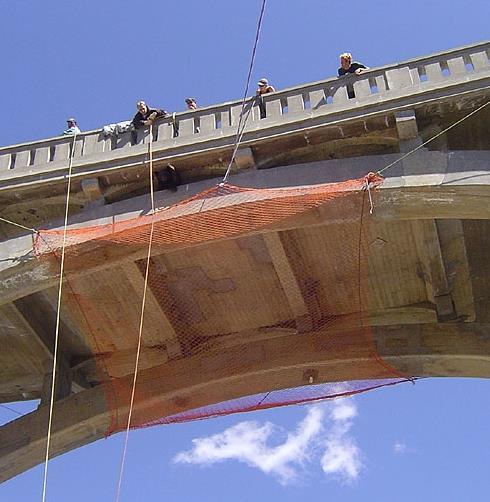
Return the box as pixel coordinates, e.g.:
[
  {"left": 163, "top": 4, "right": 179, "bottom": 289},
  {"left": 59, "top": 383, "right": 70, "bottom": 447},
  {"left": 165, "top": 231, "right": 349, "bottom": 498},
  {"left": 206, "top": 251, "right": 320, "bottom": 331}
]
[
  {"left": 157, "top": 121, "right": 173, "bottom": 140},
  {"left": 447, "top": 56, "right": 467, "bottom": 75},
  {"left": 352, "top": 78, "right": 372, "bottom": 99},
  {"left": 0, "top": 154, "right": 10, "bottom": 170},
  {"left": 385, "top": 67, "right": 414, "bottom": 91},
  {"left": 309, "top": 89, "right": 326, "bottom": 109},
  {"left": 286, "top": 94, "right": 304, "bottom": 113},
  {"left": 374, "top": 75, "right": 388, "bottom": 93},
  {"left": 53, "top": 142, "right": 71, "bottom": 161},
  {"left": 199, "top": 113, "right": 216, "bottom": 133},
  {"left": 178, "top": 118, "right": 195, "bottom": 137},
  {"left": 84, "top": 133, "right": 107, "bottom": 155},
  {"left": 33, "top": 146, "right": 50, "bottom": 165},
  {"left": 424, "top": 63, "right": 444, "bottom": 82},
  {"left": 265, "top": 98, "right": 282, "bottom": 119},
  {"left": 13, "top": 150, "right": 31, "bottom": 168},
  {"left": 331, "top": 84, "right": 349, "bottom": 104},
  {"left": 73, "top": 137, "right": 84, "bottom": 157},
  {"left": 220, "top": 110, "right": 231, "bottom": 129},
  {"left": 470, "top": 51, "right": 489, "bottom": 71}
]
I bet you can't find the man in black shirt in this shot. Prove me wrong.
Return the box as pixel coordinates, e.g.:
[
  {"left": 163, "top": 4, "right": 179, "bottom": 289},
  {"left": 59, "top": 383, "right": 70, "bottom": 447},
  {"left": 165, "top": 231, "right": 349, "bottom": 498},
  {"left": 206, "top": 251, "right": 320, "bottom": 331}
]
[
  {"left": 337, "top": 52, "right": 369, "bottom": 76},
  {"left": 132, "top": 100, "right": 168, "bottom": 129}
]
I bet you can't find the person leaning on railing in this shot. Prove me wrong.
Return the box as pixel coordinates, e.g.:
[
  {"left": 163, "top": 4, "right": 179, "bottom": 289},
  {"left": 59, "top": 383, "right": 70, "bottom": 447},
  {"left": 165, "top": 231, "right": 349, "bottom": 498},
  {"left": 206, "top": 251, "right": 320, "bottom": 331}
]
[
  {"left": 256, "top": 78, "right": 276, "bottom": 118},
  {"left": 131, "top": 100, "right": 168, "bottom": 129},
  {"left": 337, "top": 53, "right": 369, "bottom": 99},
  {"left": 337, "top": 52, "right": 369, "bottom": 76}
]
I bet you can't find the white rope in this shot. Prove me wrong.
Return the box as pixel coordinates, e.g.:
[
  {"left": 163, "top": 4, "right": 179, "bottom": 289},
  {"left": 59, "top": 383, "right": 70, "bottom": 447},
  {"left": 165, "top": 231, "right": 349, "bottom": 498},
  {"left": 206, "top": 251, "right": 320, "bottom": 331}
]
[
  {"left": 41, "top": 133, "right": 77, "bottom": 502},
  {"left": 222, "top": 0, "right": 267, "bottom": 183},
  {"left": 115, "top": 125, "right": 156, "bottom": 502},
  {"left": 0, "top": 216, "right": 37, "bottom": 233}
]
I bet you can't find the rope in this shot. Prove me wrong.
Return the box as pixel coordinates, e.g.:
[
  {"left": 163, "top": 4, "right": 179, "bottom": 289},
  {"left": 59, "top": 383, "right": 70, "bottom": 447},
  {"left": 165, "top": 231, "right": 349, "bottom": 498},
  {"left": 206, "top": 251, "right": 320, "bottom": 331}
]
[
  {"left": 115, "top": 124, "right": 156, "bottom": 502},
  {"left": 41, "top": 133, "right": 77, "bottom": 502},
  {"left": 377, "top": 100, "right": 490, "bottom": 176},
  {"left": 0, "top": 216, "right": 37, "bottom": 233},
  {"left": 222, "top": 0, "right": 267, "bottom": 183}
]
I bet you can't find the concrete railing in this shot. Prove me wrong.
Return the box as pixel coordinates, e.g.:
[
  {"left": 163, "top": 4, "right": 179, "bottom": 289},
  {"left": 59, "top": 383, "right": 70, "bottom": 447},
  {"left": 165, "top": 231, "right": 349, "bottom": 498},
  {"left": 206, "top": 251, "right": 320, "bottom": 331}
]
[{"left": 0, "top": 41, "right": 489, "bottom": 174}]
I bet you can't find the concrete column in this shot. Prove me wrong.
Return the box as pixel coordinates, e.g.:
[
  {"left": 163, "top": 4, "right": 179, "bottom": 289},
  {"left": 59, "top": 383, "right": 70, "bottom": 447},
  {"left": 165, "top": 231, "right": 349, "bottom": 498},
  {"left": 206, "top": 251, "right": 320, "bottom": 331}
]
[
  {"left": 385, "top": 67, "right": 414, "bottom": 91},
  {"left": 33, "top": 146, "right": 50, "bottom": 165},
  {"left": 81, "top": 178, "right": 104, "bottom": 203},
  {"left": 470, "top": 51, "right": 489, "bottom": 71},
  {"left": 308, "top": 89, "right": 325, "bottom": 109},
  {"left": 14, "top": 150, "right": 31, "bottom": 169},
  {"left": 447, "top": 56, "right": 467, "bottom": 76},
  {"left": 287, "top": 94, "right": 304, "bottom": 114},
  {"left": 234, "top": 147, "right": 256, "bottom": 170},
  {"left": 0, "top": 154, "right": 10, "bottom": 170},
  {"left": 199, "top": 113, "right": 216, "bottom": 134}
]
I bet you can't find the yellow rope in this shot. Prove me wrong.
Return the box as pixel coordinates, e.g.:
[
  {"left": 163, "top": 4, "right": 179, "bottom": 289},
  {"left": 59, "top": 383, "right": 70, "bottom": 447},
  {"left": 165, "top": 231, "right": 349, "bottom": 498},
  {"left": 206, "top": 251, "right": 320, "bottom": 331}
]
[
  {"left": 115, "top": 125, "right": 156, "bottom": 502},
  {"left": 41, "top": 133, "right": 77, "bottom": 502},
  {"left": 377, "top": 100, "right": 490, "bottom": 175}
]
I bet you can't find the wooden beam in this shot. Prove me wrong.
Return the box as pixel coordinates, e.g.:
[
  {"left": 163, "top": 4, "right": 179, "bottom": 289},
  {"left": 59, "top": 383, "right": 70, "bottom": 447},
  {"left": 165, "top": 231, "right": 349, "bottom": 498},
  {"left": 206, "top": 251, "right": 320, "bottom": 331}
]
[
  {"left": 13, "top": 294, "right": 92, "bottom": 396},
  {"left": 124, "top": 262, "right": 182, "bottom": 358},
  {"left": 1, "top": 321, "right": 490, "bottom": 483},
  {"left": 412, "top": 219, "right": 456, "bottom": 320},
  {"left": 263, "top": 232, "right": 309, "bottom": 321},
  {"left": 411, "top": 219, "right": 475, "bottom": 321}
]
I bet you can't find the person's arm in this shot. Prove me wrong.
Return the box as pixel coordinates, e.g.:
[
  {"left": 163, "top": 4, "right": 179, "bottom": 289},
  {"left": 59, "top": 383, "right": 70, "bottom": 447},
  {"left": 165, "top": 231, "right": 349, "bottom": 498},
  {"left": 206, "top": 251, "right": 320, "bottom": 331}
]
[
  {"left": 266, "top": 86, "right": 275, "bottom": 93},
  {"left": 146, "top": 108, "right": 168, "bottom": 123},
  {"left": 354, "top": 63, "right": 369, "bottom": 75}
]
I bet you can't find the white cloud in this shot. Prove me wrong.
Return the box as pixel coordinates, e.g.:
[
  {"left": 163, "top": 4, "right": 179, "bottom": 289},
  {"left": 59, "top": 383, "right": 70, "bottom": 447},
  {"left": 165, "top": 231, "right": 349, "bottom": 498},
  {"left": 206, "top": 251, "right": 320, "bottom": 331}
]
[
  {"left": 173, "top": 397, "right": 363, "bottom": 485},
  {"left": 320, "top": 399, "right": 362, "bottom": 483},
  {"left": 393, "top": 441, "right": 407, "bottom": 454}
]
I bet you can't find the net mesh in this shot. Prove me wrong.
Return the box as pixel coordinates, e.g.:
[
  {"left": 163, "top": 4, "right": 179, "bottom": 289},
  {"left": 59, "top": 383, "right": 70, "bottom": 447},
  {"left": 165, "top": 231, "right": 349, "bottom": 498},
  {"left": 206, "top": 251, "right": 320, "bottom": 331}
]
[{"left": 34, "top": 174, "right": 408, "bottom": 435}]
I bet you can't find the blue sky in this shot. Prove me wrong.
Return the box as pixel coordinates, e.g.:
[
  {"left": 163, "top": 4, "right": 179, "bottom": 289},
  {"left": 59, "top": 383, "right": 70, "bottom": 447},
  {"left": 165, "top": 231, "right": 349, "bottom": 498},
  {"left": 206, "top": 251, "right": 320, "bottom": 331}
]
[{"left": 1, "top": 0, "right": 490, "bottom": 500}]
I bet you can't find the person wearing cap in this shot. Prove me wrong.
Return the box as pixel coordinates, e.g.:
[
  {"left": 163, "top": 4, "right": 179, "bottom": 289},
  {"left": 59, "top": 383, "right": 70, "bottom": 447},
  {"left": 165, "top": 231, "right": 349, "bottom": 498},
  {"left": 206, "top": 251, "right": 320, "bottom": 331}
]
[
  {"left": 63, "top": 118, "right": 81, "bottom": 135},
  {"left": 256, "top": 78, "right": 275, "bottom": 96},
  {"left": 256, "top": 78, "right": 276, "bottom": 118},
  {"left": 185, "top": 98, "right": 198, "bottom": 110},
  {"left": 131, "top": 100, "right": 168, "bottom": 129}
]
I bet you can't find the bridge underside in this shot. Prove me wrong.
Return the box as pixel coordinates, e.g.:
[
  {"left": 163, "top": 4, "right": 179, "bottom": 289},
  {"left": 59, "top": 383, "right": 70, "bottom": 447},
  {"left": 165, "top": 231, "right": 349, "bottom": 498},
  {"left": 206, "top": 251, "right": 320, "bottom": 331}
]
[{"left": 0, "top": 155, "right": 489, "bottom": 482}]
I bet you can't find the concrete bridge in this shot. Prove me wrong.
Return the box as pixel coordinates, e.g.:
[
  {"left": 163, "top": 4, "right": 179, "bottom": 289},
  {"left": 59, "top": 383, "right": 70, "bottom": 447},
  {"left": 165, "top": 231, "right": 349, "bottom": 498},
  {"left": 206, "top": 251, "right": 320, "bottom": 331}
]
[{"left": 0, "top": 40, "right": 489, "bottom": 483}]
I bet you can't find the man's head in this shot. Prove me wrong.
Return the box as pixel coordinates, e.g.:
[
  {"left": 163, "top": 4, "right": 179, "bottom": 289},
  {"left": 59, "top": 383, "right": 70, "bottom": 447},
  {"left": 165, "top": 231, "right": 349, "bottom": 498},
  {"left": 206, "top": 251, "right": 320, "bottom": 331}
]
[
  {"left": 67, "top": 118, "right": 77, "bottom": 127},
  {"left": 257, "top": 78, "right": 269, "bottom": 89},
  {"left": 257, "top": 78, "right": 270, "bottom": 95},
  {"left": 137, "top": 100, "right": 148, "bottom": 114},
  {"left": 340, "top": 53, "right": 353, "bottom": 70},
  {"left": 185, "top": 98, "right": 197, "bottom": 110}
]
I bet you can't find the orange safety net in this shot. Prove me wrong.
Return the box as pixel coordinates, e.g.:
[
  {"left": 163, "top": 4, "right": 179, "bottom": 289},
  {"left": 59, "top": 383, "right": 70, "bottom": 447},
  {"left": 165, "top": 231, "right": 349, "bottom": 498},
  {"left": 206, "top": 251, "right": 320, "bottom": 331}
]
[{"left": 34, "top": 174, "right": 409, "bottom": 435}]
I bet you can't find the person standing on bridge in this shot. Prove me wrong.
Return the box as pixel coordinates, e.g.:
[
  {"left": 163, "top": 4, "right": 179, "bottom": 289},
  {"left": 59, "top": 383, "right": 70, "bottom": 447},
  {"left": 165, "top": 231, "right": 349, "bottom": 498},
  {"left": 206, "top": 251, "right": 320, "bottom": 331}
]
[
  {"left": 132, "top": 101, "right": 168, "bottom": 129},
  {"left": 63, "top": 118, "right": 81, "bottom": 135},
  {"left": 256, "top": 78, "right": 276, "bottom": 118}
]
